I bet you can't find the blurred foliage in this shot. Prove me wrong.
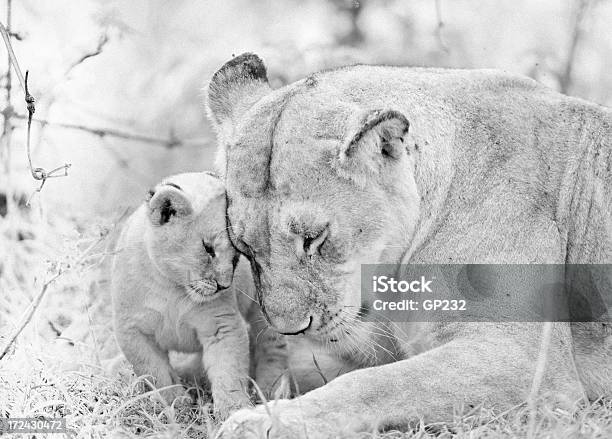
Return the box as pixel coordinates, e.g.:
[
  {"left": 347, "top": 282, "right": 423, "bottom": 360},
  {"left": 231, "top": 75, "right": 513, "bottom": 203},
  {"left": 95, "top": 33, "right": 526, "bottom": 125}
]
[{"left": 0, "top": 0, "right": 610, "bottom": 216}]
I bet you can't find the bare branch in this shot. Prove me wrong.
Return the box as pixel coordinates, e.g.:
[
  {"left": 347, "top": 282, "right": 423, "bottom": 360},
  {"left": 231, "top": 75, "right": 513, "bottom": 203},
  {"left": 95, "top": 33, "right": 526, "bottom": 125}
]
[
  {"left": 1, "top": 19, "right": 71, "bottom": 194},
  {"left": 331, "top": 0, "right": 365, "bottom": 46},
  {"left": 67, "top": 33, "right": 109, "bottom": 73},
  {"left": 559, "top": 0, "right": 589, "bottom": 94},
  {"left": 8, "top": 30, "right": 22, "bottom": 41},
  {"left": 0, "top": 233, "right": 107, "bottom": 361},
  {"left": 12, "top": 113, "right": 209, "bottom": 148},
  {"left": 2, "top": 0, "right": 13, "bottom": 180},
  {"left": 28, "top": 32, "right": 110, "bottom": 158},
  {"left": 0, "top": 18, "right": 25, "bottom": 93},
  {"left": 434, "top": 0, "right": 449, "bottom": 53},
  {"left": 1, "top": 16, "right": 209, "bottom": 195}
]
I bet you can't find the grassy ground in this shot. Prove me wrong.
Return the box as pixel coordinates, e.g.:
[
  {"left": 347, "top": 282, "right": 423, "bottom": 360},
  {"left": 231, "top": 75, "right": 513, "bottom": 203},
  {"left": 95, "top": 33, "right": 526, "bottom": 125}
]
[{"left": 1, "top": 207, "right": 612, "bottom": 438}]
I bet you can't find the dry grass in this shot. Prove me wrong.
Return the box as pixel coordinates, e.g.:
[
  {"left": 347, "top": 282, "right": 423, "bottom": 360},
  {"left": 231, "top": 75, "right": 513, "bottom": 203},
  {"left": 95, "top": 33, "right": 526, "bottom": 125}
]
[{"left": 1, "top": 205, "right": 612, "bottom": 438}]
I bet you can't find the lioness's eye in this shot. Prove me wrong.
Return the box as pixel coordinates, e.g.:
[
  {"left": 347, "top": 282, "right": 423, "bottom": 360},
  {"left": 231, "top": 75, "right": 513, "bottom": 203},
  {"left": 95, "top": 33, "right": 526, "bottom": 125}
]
[{"left": 202, "top": 240, "right": 215, "bottom": 258}]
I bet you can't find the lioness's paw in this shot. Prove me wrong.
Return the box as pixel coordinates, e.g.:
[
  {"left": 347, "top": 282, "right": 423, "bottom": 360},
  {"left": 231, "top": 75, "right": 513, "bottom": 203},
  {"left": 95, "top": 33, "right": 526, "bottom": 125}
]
[
  {"left": 215, "top": 402, "right": 325, "bottom": 439},
  {"left": 213, "top": 392, "right": 253, "bottom": 421},
  {"left": 215, "top": 408, "right": 272, "bottom": 439}
]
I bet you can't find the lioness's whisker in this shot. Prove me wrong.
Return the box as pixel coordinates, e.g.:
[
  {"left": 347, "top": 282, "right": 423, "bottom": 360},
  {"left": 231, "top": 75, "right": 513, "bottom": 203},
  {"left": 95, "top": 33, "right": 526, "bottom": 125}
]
[{"left": 233, "top": 285, "right": 257, "bottom": 303}]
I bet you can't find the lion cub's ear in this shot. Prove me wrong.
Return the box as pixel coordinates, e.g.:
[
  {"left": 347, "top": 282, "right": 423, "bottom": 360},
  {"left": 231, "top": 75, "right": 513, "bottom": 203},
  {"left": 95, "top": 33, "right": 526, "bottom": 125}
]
[
  {"left": 147, "top": 185, "right": 193, "bottom": 226},
  {"left": 206, "top": 53, "right": 271, "bottom": 131}
]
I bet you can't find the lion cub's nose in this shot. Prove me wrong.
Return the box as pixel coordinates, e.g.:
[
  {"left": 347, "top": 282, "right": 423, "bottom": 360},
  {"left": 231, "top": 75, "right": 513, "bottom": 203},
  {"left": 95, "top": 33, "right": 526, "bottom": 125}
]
[{"left": 292, "top": 224, "right": 329, "bottom": 259}]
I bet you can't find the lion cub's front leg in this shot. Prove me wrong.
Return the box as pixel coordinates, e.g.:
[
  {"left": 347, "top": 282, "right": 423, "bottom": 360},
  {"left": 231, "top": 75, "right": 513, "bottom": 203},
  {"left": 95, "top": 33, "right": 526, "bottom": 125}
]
[
  {"left": 199, "top": 310, "right": 253, "bottom": 420},
  {"left": 114, "top": 325, "right": 184, "bottom": 403}
]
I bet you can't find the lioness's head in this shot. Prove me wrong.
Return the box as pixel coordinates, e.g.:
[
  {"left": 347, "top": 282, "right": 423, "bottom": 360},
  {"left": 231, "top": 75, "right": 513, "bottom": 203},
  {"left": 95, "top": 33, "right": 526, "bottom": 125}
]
[
  {"left": 144, "top": 172, "right": 237, "bottom": 303},
  {"left": 207, "top": 54, "right": 420, "bottom": 345}
]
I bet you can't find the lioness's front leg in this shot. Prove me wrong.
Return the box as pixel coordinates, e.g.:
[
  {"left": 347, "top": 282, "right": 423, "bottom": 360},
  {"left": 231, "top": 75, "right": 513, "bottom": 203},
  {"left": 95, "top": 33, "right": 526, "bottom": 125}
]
[
  {"left": 199, "top": 312, "right": 252, "bottom": 419},
  {"left": 217, "top": 329, "right": 584, "bottom": 439}
]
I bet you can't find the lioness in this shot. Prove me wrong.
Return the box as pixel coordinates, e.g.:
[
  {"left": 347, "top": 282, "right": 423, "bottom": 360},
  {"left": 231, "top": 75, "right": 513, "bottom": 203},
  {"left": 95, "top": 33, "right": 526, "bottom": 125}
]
[
  {"left": 207, "top": 54, "right": 612, "bottom": 438},
  {"left": 111, "top": 172, "right": 286, "bottom": 419}
]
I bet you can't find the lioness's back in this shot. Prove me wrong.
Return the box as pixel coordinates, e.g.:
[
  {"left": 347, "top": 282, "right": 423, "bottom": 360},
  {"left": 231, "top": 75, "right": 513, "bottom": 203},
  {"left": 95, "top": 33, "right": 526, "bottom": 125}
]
[{"left": 300, "top": 65, "right": 611, "bottom": 260}]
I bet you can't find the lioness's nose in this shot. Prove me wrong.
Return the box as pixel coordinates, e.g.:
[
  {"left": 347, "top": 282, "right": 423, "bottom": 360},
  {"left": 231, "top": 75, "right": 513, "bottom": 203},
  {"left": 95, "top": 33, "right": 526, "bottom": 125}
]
[{"left": 291, "top": 224, "right": 329, "bottom": 259}]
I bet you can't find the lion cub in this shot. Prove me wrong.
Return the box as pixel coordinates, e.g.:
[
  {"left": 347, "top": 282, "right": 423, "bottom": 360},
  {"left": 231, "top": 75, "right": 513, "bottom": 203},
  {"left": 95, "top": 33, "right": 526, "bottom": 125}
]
[{"left": 111, "top": 172, "right": 252, "bottom": 419}]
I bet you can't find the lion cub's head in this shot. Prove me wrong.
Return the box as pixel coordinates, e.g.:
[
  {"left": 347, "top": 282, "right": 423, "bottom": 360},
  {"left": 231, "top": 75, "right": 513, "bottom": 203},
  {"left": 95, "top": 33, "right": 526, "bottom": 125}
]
[{"left": 143, "top": 172, "right": 237, "bottom": 304}]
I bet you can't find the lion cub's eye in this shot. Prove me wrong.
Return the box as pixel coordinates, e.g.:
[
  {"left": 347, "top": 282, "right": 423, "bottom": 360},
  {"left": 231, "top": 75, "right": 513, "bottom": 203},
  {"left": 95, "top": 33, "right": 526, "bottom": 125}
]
[{"left": 202, "top": 240, "right": 216, "bottom": 258}]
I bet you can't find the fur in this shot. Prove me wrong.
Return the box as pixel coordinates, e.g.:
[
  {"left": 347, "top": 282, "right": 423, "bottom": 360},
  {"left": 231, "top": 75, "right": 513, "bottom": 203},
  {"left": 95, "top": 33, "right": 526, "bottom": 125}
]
[
  {"left": 111, "top": 172, "right": 287, "bottom": 419},
  {"left": 207, "top": 55, "right": 612, "bottom": 438}
]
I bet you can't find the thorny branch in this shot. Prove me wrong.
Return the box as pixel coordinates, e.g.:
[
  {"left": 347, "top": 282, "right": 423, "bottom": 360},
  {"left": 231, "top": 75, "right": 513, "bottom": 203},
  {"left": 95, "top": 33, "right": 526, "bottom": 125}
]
[{"left": 0, "top": 19, "right": 70, "bottom": 196}]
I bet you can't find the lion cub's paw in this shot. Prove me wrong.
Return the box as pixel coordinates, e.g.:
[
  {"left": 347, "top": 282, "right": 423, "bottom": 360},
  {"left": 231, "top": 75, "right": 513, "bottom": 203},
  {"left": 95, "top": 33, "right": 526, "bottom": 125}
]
[{"left": 150, "top": 385, "right": 189, "bottom": 406}]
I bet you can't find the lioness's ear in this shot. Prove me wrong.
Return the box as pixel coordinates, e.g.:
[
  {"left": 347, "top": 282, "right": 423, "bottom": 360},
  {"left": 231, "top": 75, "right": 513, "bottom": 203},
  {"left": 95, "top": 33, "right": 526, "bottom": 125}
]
[
  {"left": 341, "top": 109, "right": 410, "bottom": 160},
  {"left": 147, "top": 185, "right": 193, "bottom": 226},
  {"left": 206, "top": 52, "right": 271, "bottom": 131},
  {"left": 335, "top": 109, "right": 410, "bottom": 185}
]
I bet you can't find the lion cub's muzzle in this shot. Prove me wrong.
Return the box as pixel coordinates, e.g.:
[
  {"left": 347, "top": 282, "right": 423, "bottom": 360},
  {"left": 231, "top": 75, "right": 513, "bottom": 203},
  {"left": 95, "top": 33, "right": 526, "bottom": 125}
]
[{"left": 186, "top": 278, "right": 228, "bottom": 303}]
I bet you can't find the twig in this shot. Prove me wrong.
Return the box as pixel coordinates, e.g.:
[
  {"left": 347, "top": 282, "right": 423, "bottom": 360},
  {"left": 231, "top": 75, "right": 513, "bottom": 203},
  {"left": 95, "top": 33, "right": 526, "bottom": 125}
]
[
  {"left": 0, "top": 234, "right": 106, "bottom": 361},
  {"left": 11, "top": 113, "right": 206, "bottom": 149},
  {"left": 434, "top": 0, "right": 449, "bottom": 53},
  {"left": 1, "top": 0, "right": 12, "bottom": 181},
  {"left": 558, "top": 0, "right": 589, "bottom": 94},
  {"left": 67, "top": 33, "right": 109, "bottom": 72},
  {"left": 0, "top": 18, "right": 24, "bottom": 93},
  {"left": 29, "top": 32, "right": 110, "bottom": 154},
  {"left": 0, "top": 19, "right": 71, "bottom": 194},
  {"left": 331, "top": 0, "right": 364, "bottom": 46},
  {"left": 23, "top": 71, "right": 70, "bottom": 201},
  {"left": 526, "top": 322, "right": 553, "bottom": 439}
]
